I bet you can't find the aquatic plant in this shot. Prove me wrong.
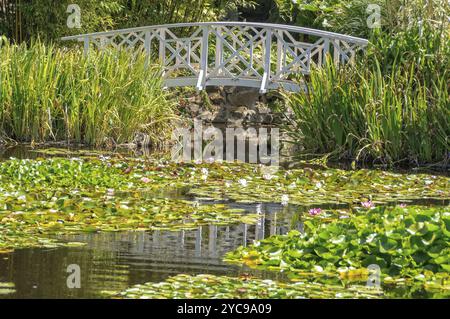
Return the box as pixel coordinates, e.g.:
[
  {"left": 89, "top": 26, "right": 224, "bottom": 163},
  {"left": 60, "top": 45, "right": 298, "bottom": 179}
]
[
  {"left": 224, "top": 206, "right": 450, "bottom": 284},
  {"left": 0, "top": 41, "right": 176, "bottom": 146},
  {"left": 116, "top": 274, "right": 383, "bottom": 299},
  {"left": 0, "top": 188, "right": 259, "bottom": 250},
  {"left": 1, "top": 157, "right": 448, "bottom": 206},
  {"left": 0, "top": 156, "right": 448, "bottom": 252}
]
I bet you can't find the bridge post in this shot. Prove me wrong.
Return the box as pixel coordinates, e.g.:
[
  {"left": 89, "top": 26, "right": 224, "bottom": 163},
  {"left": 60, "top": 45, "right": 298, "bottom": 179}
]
[
  {"left": 197, "top": 26, "right": 209, "bottom": 91},
  {"left": 276, "top": 30, "right": 283, "bottom": 74},
  {"left": 322, "top": 38, "right": 330, "bottom": 65},
  {"left": 333, "top": 39, "right": 341, "bottom": 65},
  {"left": 215, "top": 26, "right": 223, "bottom": 76},
  {"left": 260, "top": 28, "right": 272, "bottom": 93},
  {"left": 83, "top": 36, "right": 90, "bottom": 56},
  {"left": 144, "top": 31, "right": 151, "bottom": 67},
  {"left": 159, "top": 29, "right": 166, "bottom": 76}
]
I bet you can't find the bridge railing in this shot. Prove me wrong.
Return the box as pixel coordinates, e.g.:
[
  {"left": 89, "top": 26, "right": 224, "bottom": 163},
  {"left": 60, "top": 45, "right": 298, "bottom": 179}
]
[{"left": 62, "top": 22, "right": 368, "bottom": 93}]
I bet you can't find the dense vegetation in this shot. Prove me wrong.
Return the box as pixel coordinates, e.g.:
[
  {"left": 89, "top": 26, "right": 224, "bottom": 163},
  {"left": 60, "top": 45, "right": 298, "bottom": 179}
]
[
  {"left": 0, "top": 154, "right": 448, "bottom": 296},
  {"left": 0, "top": 41, "right": 175, "bottom": 146},
  {"left": 283, "top": 0, "right": 449, "bottom": 166},
  {"left": 117, "top": 274, "right": 384, "bottom": 299},
  {"left": 0, "top": 0, "right": 254, "bottom": 42},
  {"left": 225, "top": 206, "right": 450, "bottom": 279}
]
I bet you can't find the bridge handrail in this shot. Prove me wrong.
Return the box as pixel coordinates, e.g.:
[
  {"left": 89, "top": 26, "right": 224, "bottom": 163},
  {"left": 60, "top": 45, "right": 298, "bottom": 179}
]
[{"left": 61, "top": 21, "right": 369, "bottom": 45}]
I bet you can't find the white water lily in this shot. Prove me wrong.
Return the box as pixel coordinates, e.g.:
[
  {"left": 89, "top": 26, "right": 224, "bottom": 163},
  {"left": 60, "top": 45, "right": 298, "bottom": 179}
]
[
  {"left": 315, "top": 181, "right": 323, "bottom": 188},
  {"left": 200, "top": 168, "right": 209, "bottom": 181},
  {"left": 281, "top": 194, "right": 289, "bottom": 206},
  {"left": 238, "top": 179, "right": 248, "bottom": 187},
  {"left": 262, "top": 173, "right": 273, "bottom": 180}
]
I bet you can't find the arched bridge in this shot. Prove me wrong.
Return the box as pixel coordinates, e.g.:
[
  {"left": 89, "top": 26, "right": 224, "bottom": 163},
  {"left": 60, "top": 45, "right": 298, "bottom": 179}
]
[{"left": 62, "top": 22, "right": 368, "bottom": 93}]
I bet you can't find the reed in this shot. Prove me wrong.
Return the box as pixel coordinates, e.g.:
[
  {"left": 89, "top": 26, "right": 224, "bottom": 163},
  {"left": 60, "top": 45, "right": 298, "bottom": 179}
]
[
  {"left": 284, "top": 0, "right": 449, "bottom": 166},
  {"left": 0, "top": 40, "right": 177, "bottom": 147}
]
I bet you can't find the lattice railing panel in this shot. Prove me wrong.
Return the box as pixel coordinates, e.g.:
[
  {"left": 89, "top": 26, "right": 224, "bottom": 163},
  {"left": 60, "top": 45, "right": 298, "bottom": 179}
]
[{"left": 62, "top": 22, "right": 368, "bottom": 93}]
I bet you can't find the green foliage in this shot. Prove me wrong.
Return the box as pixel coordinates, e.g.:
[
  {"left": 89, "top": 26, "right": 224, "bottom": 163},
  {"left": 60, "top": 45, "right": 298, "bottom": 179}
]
[
  {"left": 117, "top": 273, "right": 383, "bottom": 299},
  {"left": 284, "top": 0, "right": 449, "bottom": 165},
  {"left": 225, "top": 205, "right": 450, "bottom": 282},
  {"left": 0, "top": 41, "right": 176, "bottom": 146},
  {"left": 0, "top": 157, "right": 259, "bottom": 250},
  {"left": 1, "top": 0, "right": 255, "bottom": 42},
  {"left": 1, "top": 154, "right": 448, "bottom": 207}
]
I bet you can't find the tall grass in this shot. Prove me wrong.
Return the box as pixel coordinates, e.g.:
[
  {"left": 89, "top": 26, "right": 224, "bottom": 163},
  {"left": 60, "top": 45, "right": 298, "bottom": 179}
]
[
  {"left": 0, "top": 41, "right": 176, "bottom": 147},
  {"left": 284, "top": 0, "right": 449, "bottom": 166}
]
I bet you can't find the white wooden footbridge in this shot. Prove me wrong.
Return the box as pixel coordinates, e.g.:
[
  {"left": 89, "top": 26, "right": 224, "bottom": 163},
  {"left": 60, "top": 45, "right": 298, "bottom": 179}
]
[{"left": 62, "top": 22, "right": 368, "bottom": 93}]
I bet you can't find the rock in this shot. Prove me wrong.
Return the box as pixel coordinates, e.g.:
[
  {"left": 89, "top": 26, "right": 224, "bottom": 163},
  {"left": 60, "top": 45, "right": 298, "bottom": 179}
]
[
  {"left": 187, "top": 104, "right": 200, "bottom": 114},
  {"left": 133, "top": 132, "right": 151, "bottom": 148},
  {"left": 226, "top": 87, "right": 261, "bottom": 108},
  {"left": 199, "top": 111, "right": 215, "bottom": 122}
]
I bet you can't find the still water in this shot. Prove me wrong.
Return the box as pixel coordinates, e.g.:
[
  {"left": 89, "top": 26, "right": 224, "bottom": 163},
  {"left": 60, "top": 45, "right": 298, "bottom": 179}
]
[
  {"left": 0, "top": 203, "right": 294, "bottom": 298},
  {"left": 0, "top": 145, "right": 448, "bottom": 298}
]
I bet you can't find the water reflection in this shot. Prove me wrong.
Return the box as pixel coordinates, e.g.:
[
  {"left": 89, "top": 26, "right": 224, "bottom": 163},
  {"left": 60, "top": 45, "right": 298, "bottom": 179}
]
[{"left": 0, "top": 204, "right": 295, "bottom": 298}]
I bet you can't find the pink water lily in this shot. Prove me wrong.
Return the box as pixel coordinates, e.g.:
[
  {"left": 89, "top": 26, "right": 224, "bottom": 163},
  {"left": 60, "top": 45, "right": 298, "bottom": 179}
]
[
  {"left": 399, "top": 203, "right": 407, "bottom": 208},
  {"left": 361, "top": 200, "right": 375, "bottom": 208},
  {"left": 141, "top": 177, "right": 151, "bottom": 183},
  {"left": 308, "top": 208, "right": 322, "bottom": 216}
]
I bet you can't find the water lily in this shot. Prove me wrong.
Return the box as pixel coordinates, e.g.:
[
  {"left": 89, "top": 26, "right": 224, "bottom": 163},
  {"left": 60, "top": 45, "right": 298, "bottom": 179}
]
[
  {"left": 238, "top": 179, "right": 248, "bottom": 187},
  {"left": 308, "top": 208, "right": 322, "bottom": 216},
  {"left": 361, "top": 200, "right": 375, "bottom": 208},
  {"left": 315, "top": 182, "right": 323, "bottom": 188},
  {"left": 201, "top": 168, "right": 209, "bottom": 181},
  {"left": 262, "top": 173, "right": 273, "bottom": 180},
  {"left": 141, "top": 177, "right": 150, "bottom": 183},
  {"left": 399, "top": 203, "right": 407, "bottom": 208},
  {"left": 256, "top": 204, "right": 262, "bottom": 214},
  {"left": 281, "top": 194, "right": 289, "bottom": 206}
]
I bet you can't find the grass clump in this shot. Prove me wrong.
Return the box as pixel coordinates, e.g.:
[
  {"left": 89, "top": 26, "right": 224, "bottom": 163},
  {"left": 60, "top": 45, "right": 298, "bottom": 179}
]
[
  {"left": 0, "top": 40, "right": 176, "bottom": 147},
  {"left": 283, "top": 0, "right": 449, "bottom": 166}
]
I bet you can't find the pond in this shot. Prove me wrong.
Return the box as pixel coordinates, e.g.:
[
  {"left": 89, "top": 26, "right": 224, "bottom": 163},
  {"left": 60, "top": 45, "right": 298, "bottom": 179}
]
[{"left": 0, "top": 146, "right": 448, "bottom": 299}]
